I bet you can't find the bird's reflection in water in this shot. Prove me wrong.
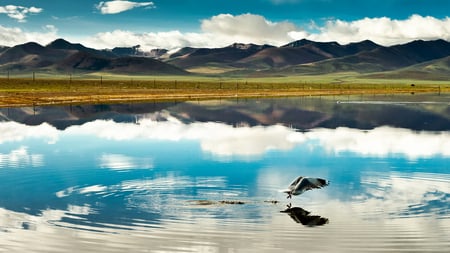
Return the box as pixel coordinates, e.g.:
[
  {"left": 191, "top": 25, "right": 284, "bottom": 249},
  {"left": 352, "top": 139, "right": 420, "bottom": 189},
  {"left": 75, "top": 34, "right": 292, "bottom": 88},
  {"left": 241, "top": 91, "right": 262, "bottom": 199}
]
[{"left": 281, "top": 205, "right": 329, "bottom": 226}]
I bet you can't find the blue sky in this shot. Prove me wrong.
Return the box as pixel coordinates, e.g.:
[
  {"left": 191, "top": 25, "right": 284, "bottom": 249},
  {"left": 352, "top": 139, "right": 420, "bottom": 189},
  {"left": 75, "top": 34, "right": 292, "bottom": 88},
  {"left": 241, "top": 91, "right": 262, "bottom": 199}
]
[{"left": 1, "top": 0, "right": 449, "bottom": 50}]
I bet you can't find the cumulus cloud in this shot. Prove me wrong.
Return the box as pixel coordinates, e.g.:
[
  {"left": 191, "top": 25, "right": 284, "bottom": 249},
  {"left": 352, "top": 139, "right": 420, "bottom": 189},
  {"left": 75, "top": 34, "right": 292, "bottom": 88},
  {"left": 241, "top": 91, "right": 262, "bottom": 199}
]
[
  {"left": 85, "top": 13, "right": 450, "bottom": 51},
  {"left": 85, "top": 13, "right": 301, "bottom": 50},
  {"left": 86, "top": 30, "right": 214, "bottom": 51},
  {"left": 0, "top": 5, "right": 42, "bottom": 22},
  {"left": 96, "top": 0, "right": 154, "bottom": 14},
  {"left": 201, "top": 13, "right": 298, "bottom": 45},
  {"left": 298, "top": 14, "right": 450, "bottom": 46},
  {"left": 0, "top": 24, "right": 58, "bottom": 47},
  {"left": 1, "top": 13, "right": 449, "bottom": 50}
]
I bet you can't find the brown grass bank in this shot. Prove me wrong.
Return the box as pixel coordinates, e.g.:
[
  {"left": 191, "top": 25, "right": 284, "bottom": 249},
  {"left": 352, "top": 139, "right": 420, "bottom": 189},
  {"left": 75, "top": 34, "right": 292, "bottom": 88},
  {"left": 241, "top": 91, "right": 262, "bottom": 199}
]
[{"left": 0, "top": 78, "right": 447, "bottom": 108}]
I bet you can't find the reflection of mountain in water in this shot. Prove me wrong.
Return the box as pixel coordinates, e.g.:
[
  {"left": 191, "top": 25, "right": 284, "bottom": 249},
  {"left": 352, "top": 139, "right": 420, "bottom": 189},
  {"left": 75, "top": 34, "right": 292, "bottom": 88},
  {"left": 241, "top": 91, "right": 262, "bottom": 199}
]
[
  {"left": 281, "top": 206, "right": 329, "bottom": 226},
  {"left": 0, "top": 102, "right": 180, "bottom": 130},
  {"left": 1, "top": 94, "right": 449, "bottom": 131}
]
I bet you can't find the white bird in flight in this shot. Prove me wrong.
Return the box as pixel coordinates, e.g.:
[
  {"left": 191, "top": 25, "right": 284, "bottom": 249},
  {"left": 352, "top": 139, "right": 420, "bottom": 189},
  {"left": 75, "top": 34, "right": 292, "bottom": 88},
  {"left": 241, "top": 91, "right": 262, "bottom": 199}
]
[{"left": 283, "top": 176, "right": 329, "bottom": 199}]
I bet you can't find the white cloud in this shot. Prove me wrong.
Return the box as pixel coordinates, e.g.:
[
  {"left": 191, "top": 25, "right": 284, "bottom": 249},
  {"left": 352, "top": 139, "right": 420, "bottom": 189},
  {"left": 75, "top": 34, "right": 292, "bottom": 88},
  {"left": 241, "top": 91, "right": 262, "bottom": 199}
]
[
  {"left": 96, "top": 0, "right": 154, "bottom": 14},
  {"left": 299, "top": 14, "right": 450, "bottom": 46},
  {"left": 85, "top": 13, "right": 301, "bottom": 50},
  {"left": 84, "top": 13, "right": 450, "bottom": 51},
  {"left": 201, "top": 13, "right": 298, "bottom": 45},
  {"left": 0, "top": 24, "right": 58, "bottom": 47},
  {"left": 0, "top": 5, "right": 42, "bottom": 22},
  {"left": 85, "top": 30, "right": 213, "bottom": 51},
  {"left": 1, "top": 13, "right": 449, "bottom": 50}
]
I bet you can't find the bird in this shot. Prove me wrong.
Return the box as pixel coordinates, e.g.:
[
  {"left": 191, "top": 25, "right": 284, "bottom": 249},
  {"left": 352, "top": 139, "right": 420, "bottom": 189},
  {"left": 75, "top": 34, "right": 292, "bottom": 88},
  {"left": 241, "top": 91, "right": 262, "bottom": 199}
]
[{"left": 283, "top": 176, "right": 329, "bottom": 199}]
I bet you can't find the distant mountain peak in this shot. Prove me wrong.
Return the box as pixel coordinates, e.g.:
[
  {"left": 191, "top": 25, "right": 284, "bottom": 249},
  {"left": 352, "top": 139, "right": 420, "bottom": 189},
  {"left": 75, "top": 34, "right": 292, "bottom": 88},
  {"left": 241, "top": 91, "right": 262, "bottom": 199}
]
[
  {"left": 47, "top": 38, "right": 71, "bottom": 47},
  {"left": 348, "top": 39, "right": 379, "bottom": 47},
  {"left": 282, "top": 39, "right": 315, "bottom": 48},
  {"left": 227, "top": 43, "right": 274, "bottom": 51},
  {"left": 111, "top": 45, "right": 141, "bottom": 56},
  {"left": 13, "top": 41, "right": 45, "bottom": 53},
  {"left": 46, "top": 38, "right": 87, "bottom": 51},
  {"left": 229, "top": 43, "right": 253, "bottom": 49}
]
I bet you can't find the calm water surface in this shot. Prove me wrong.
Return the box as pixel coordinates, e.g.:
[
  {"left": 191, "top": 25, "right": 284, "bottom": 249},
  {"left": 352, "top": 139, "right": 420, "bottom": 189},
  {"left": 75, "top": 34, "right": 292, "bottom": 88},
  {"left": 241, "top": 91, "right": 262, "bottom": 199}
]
[{"left": 1, "top": 94, "right": 449, "bottom": 252}]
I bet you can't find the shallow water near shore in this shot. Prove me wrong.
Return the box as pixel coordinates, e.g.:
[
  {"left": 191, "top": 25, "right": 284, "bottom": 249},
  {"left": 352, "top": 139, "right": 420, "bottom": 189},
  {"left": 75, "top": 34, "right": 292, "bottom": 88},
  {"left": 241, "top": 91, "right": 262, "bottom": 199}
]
[{"left": 1, "top": 93, "right": 449, "bottom": 252}]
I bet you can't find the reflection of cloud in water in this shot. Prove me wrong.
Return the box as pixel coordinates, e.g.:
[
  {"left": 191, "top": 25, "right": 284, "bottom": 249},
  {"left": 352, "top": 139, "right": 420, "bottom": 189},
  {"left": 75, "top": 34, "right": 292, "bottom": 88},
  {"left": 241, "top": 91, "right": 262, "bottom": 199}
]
[
  {"left": 0, "top": 204, "right": 91, "bottom": 232},
  {"left": 1, "top": 119, "right": 449, "bottom": 159},
  {"left": 300, "top": 126, "right": 450, "bottom": 159},
  {"left": 98, "top": 153, "right": 153, "bottom": 171},
  {"left": 69, "top": 119, "right": 295, "bottom": 157},
  {"left": 353, "top": 172, "right": 450, "bottom": 218},
  {"left": 68, "top": 119, "right": 450, "bottom": 159},
  {"left": 0, "top": 146, "right": 44, "bottom": 168},
  {"left": 79, "top": 185, "right": 108, "bottom": 195},
  {"left": 0, "top": 122, "right": 58, "bottom": 144},
  {"left": 56, "top": 119, "right": 450, "bottom": 159},
  {"left": 56, "top": 185, "right": 108, "bottom": 198},
  {"left": 200, "top": 125, "right": 294, "bottom": 156}
]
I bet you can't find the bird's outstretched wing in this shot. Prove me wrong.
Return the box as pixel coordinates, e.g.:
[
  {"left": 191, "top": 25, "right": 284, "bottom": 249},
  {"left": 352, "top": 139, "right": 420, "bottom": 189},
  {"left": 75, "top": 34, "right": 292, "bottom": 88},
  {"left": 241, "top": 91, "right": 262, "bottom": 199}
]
[
  {"left": 287, "top": 176, "right": 304, "bottom": 191},
  {"left": 296, "top": 177, "right": 328, "bottom": 192}
]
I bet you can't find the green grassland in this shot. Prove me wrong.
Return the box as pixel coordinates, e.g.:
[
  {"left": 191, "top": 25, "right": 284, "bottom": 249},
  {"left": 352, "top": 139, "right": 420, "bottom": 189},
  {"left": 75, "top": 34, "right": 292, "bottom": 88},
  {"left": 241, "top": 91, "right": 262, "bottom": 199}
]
[{"left": 0, "top": 72, "right": 448, "bottom": 108}]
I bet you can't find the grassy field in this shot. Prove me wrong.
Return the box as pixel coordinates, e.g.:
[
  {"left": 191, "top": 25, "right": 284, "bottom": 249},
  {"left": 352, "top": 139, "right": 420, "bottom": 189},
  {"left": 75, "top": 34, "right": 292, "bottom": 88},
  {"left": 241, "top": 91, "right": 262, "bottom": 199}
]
[{"left": 0, "top": 74, "right": 448, "bottom": 107}]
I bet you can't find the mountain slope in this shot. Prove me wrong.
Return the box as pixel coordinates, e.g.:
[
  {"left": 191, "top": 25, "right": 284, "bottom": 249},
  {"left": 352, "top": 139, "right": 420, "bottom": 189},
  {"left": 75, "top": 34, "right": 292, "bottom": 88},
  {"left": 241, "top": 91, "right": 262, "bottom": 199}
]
[
  {"left": 361, "top": 55, "right": 450, "bottom": 80},
  {"left": 231, "top": 40, "right": 381, "bottom": 69},
  {"left": 0, "top": 39, "right": 187, "bottom": 75},
  {"left": 281, "top": 39, "right": 450, "bottom": 75},
  {"left": 0, "top": 46, "right": 9, "bottom": 54},
  {"left": 167, "top": 43, "right": 274, "bottom": 68},
  {"left": 46, "top": 38, "right": 116, "bottom": 58},
  {"left": 56, "top": 51, "right": 187, "bottom": 74},
  {"left": 0, "top": 42, "right": 70, "bottom": 70},
  {"left": 1, "top": 38, "right": 450, "bottom": 77}
]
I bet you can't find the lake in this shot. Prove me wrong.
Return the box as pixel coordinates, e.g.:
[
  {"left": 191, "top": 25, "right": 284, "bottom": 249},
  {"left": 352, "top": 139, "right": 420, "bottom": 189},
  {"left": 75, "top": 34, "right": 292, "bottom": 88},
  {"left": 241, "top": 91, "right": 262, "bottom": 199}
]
[{"left": 1, "top": 93, "right": 449, "bottom": 252}]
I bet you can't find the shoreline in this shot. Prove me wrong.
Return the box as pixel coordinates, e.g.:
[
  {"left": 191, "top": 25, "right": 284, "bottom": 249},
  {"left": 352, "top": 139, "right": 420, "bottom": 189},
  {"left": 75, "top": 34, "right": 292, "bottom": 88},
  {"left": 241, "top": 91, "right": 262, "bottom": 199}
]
[{"left": 0, "top": 78, "right": 447, "bottom": 108}]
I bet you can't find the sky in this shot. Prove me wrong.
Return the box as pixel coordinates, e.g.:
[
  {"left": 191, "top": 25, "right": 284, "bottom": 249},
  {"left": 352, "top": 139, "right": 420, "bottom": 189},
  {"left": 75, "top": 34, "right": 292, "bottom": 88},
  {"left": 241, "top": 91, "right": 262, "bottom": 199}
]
[{"left": 0, "top": 0, "right": 450, "bottom": 50}]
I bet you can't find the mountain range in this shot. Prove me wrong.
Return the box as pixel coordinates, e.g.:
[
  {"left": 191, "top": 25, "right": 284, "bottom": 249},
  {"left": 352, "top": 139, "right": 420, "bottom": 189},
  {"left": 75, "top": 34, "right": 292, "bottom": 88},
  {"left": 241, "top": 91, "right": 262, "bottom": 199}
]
[
  {"left": 1, "top": 38, "right": 450, "bottom": 79},
  {"left": 0, "top": 39, "right": 186, "bottom": 76}
]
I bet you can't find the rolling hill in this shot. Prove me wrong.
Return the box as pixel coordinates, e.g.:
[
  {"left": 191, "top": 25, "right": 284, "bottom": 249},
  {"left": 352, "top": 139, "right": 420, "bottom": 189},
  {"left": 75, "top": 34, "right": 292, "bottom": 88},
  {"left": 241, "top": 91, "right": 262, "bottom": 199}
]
[
  {"left": 0, "top": 39, "right": 187, "bottom": 75},
  {"left": 274, "top": 39, "right": 450, "bottom": 76},
  {"left": 166, "top": 43, "right": 274, "bottom": 69},
  {"left": 236, "top": 39, "right": 381, "bottom": 69},
  {"left": 163, "top": 39, "right": 450, "bottom": 78},
  {"left": 57, "top": 51, "right": 186, "bottom": 74},
  {"left": 361, "top": 55, "right": 450, "bottom": 80}
]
